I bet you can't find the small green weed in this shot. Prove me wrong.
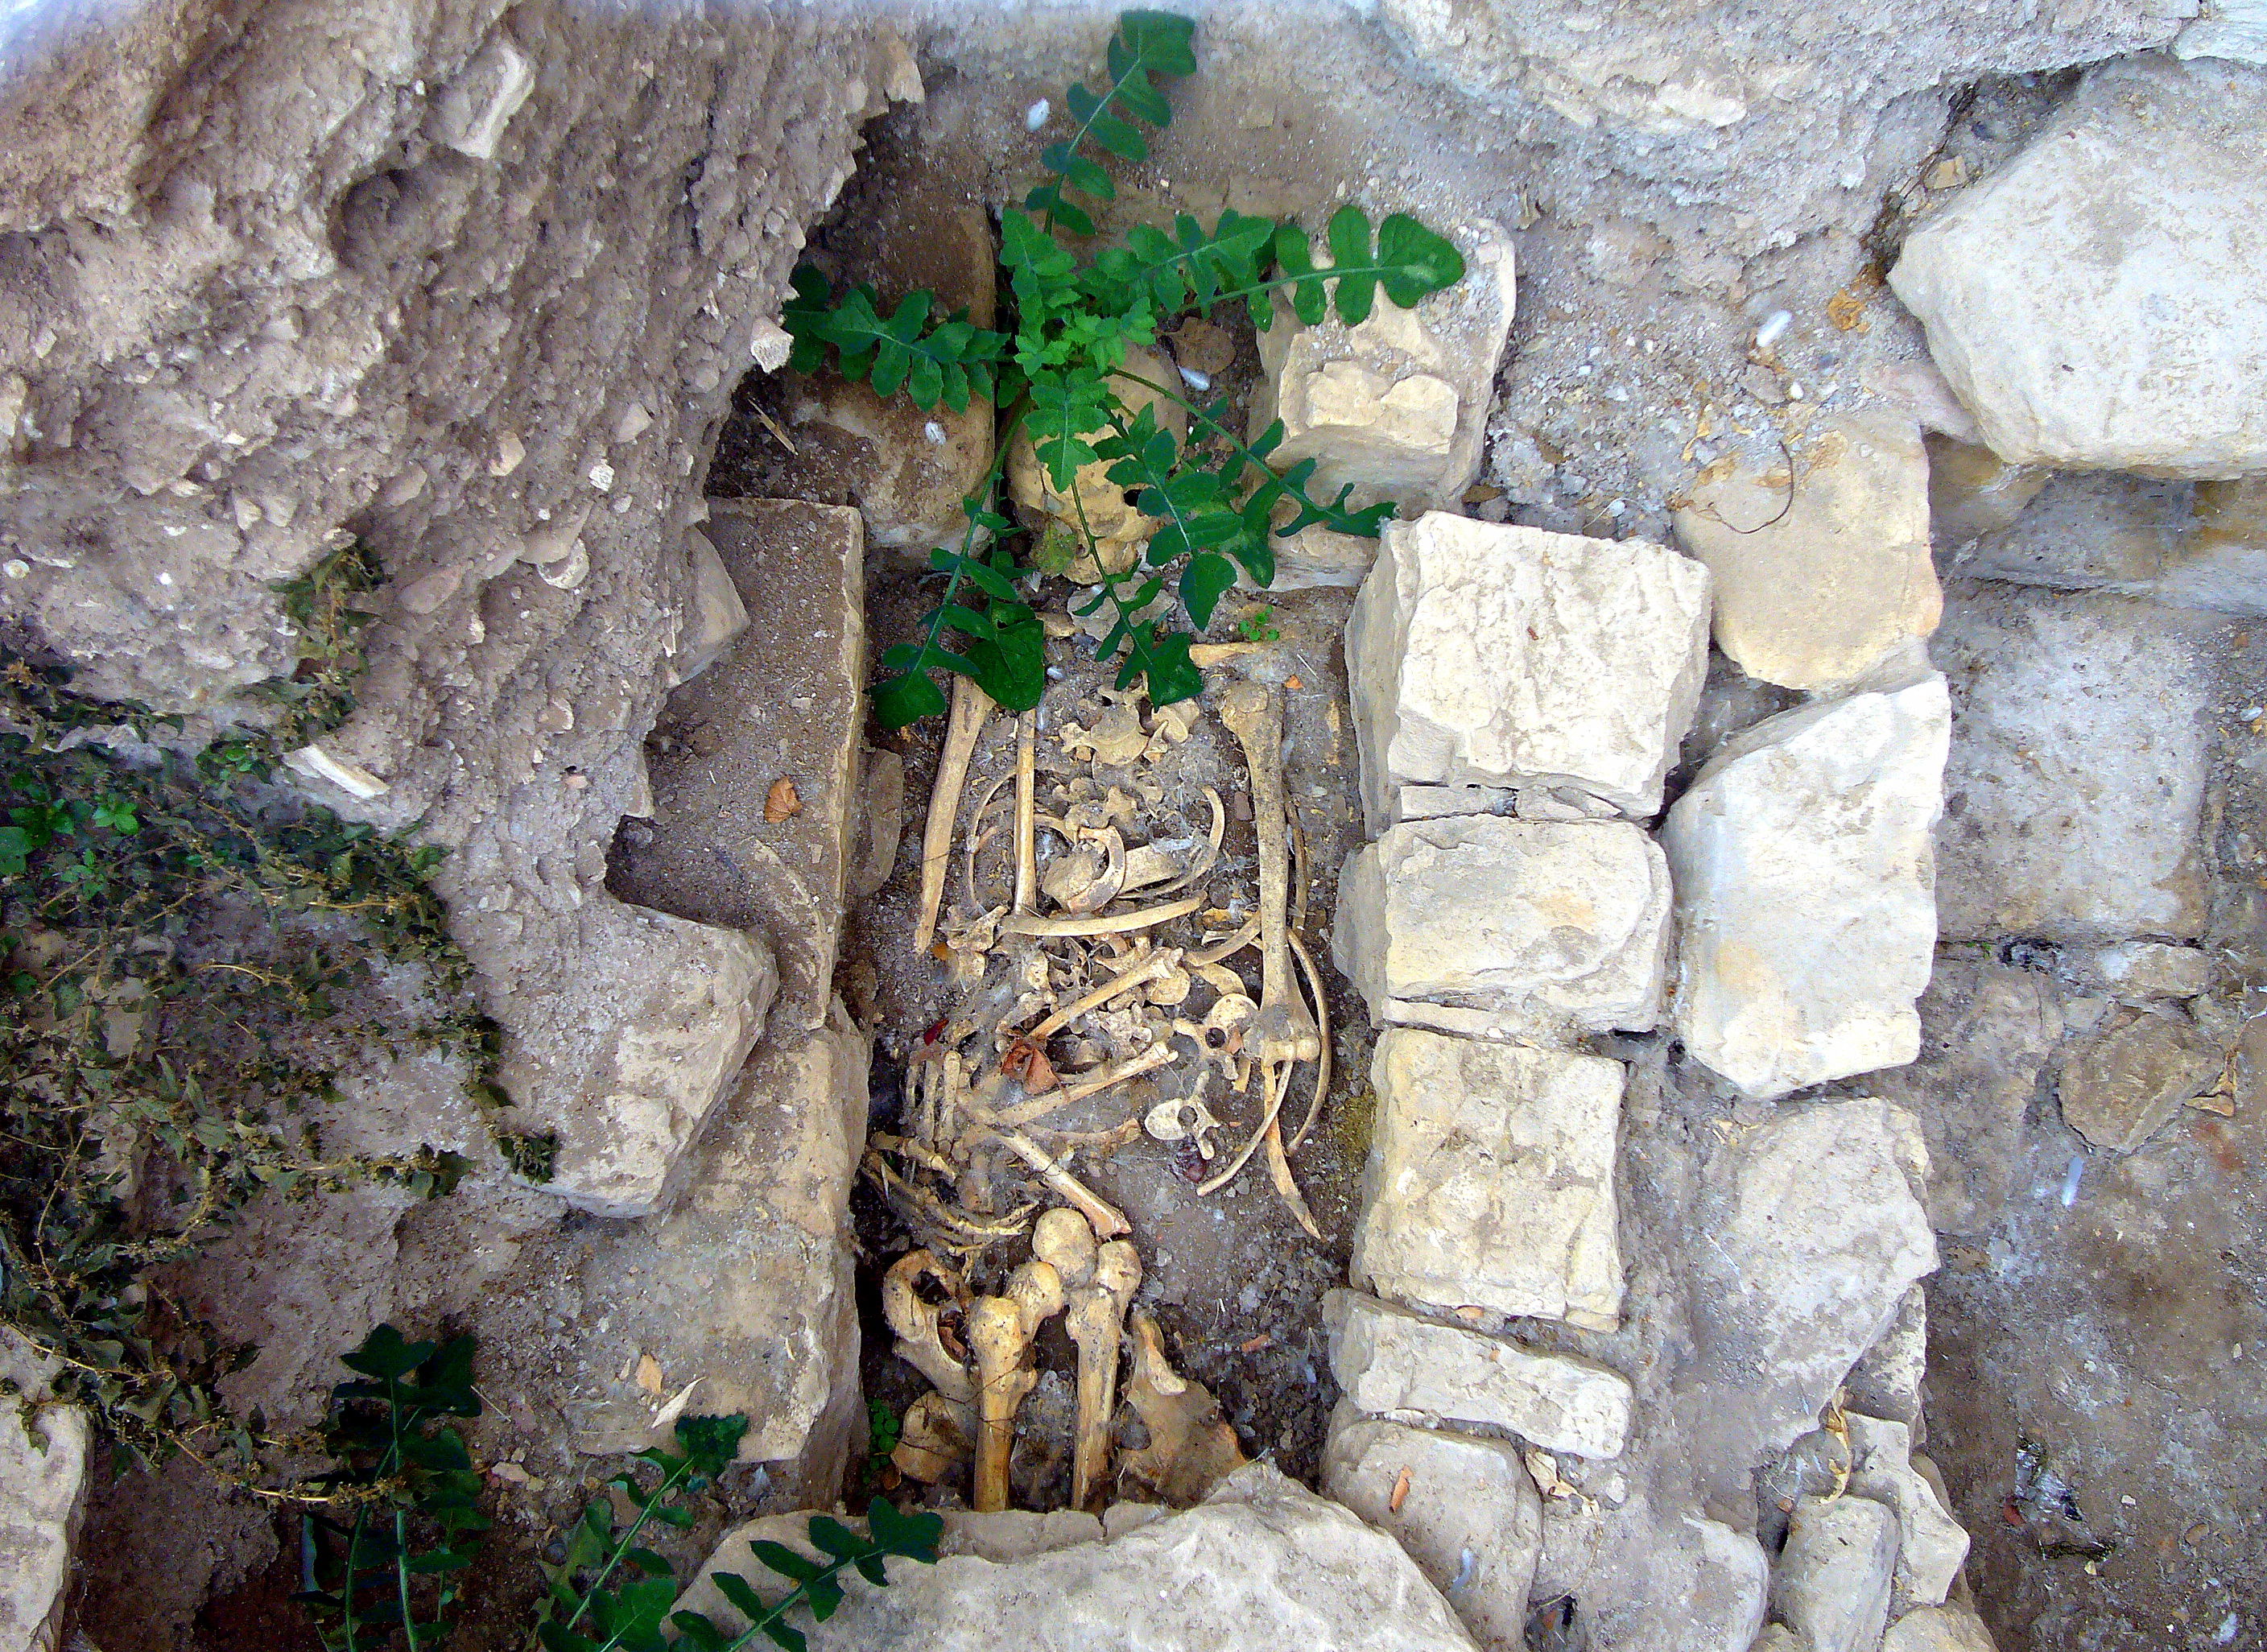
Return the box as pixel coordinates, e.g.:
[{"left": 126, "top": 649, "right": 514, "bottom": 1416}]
[
  {"left": 1237, "top": 606, "right": 1280, "bottom": 643},
  {"left": 783, "top": 9, "right": 1465, "bottom": 727},
  {"left": 299, "top": 1328, "right": 944, "bottom": 1652}
]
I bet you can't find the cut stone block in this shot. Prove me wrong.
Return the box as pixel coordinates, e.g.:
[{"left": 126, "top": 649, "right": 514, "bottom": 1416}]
[
  {"left": 675, "top": 1463, "right": 1481, "bottom": 1651},
  {"left": 1932, "top": 589, "right": 2212, "bottom": 944},
  {"left": 1889, "top": 56, "right": 2267, "bottom": 477},
  {"left": 611, "top": 498, "right": 865, "bottom": 1038},
  {"left": 562, "top": 1018, "right": 867, "bottom": 1471},
  {"left": 770, "top": 182, "right": 997, "bottom": 564},
  {"left": 1334, "top": 817, "right": 1670, "bottom": 1043},
  {"left": 1695, "top": 1100, "right": 1939, "bottom": 1459},
  {"left": 1347, "top": 512, "right": 1709, "bottom": 828},
  {"left": 1251, "top": 220, "right": 1516, "bottom": 518},
  {"left": 1672, "top": 411, "right": 1941, "bottom": 694},
  {"left": 1354, "top": 1029, "right": 1625, "bottom": 1332},
  {"left": 2056, "top": 1005, "right": 2222, "bottom": 1154},
  {"left": 1326, "top": 1290, "right": 1634, "bottom": 1460},
  {"left": 0, "top": 1334, "right": 88, "bottom": 1652},
  {"left": 2071, "top": 941, "right": 2218, "bottom": 1001},
  {"left": 1771, "top": 1495, "right": 1897, "bottom": 1652},
  {"left": 1661, "top": 675, "right": 1949, "bottom": 1101},
  {"left": 1322, "top": 1407, "right": 1542, "bottom": 1652}
]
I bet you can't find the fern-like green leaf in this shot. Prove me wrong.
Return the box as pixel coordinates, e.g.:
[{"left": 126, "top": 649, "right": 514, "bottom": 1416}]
[
  {"left": 1026, "top": 10, "right": 1195, "bottom": 231},
  {"left": 776, "top": 271, "right": 1007, "bottom": 415}
]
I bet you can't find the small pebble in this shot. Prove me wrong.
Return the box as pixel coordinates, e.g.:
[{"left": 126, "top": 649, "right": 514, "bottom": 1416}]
[
  {"left": 1025, "top": 98, "right": 1051, "bottom": 131},
  {"left": 1754, "top": 310, "right": 1792, "bottom": 351},
  {"left": 2, "top": 559, "right": 27, "bottom": 578}
]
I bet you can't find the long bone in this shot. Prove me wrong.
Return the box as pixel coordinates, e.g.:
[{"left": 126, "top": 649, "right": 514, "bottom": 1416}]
[
  {"left": 915, "top": 675, "right": 994, "bottom": 956},
  {"left": 1068, "top": 1237, "right": 1142, "bottom": 1509},
  {"left": 1216, "top": 681, "right": 1321, "bottom": 1235},
  {"left": 968, "top": 1253, "right": 1064, "bottom": 1512}
]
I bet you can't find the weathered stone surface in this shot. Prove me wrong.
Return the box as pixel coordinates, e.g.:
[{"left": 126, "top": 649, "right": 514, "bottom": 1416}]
[
  {"left": 1336, "top": 816, "right": 1670, "bottom": 1042},
  {"left": 2071, "top": 941, "right": 2220, "bottom": 1001},
  {"left": 771, "top": 180, "right": 997, "bottom": 565},
  {"left": 1934, "top": 589, "right": 2215, "bottom": 943},
  {"left": 1844, "top": 1286, "right": 1929, "bottom": 1435},
  {"left": 1673, "top": 412, "right": 1940, "bottom": 693},
  {"left": 1695, "top": 1101, "right": 1938, "bottom": 1456},
  {"left": 1883, "top": 1605, "right": 2000, "bottom": 1652},
  {"left": 1771, "top": 1494, "right": 1897, "bottom": 1652},
  {"left": 1354, "top": 1029, "right": 1624, "bottom": 1331},
  {"left": 1924, "top": 436, "right": 2050, "bottom": 544},
  {"left": 1662, "top": 677, "right": 1949, "bottom": 1100},
  {"left": 674, "top": 1464, "right": 1480, "bottom": 1651},
  {"left": 1537, "top": 1495, "right": 1769, "bottom": 1652},
  {"left": 1007, "top": 345, "right": 1186, "bottom": 576},
  {"left": 1347, "top": 512, "right": 1708, "bottom": 826},
  {"left": 609, "top": 499, "right": 865, "bottom": 1039},
  {"left": 0, "top": 1335, "right": 88, "bottom": 1652},
  {"left": 1252, "top": 221, "right": 1515, "bottom": 519},
  {"left": 1866, "top": 954, "right": 2063, "bottom": 1233},
  {"left": 1889, "top": 56, "right": 2267, "bottom": 477},
  {"left": 1327, "top": 1291, "right": 1634, "bottom": 1459},
  {"left": 1323, "top": 1408, "right": 1542, "bottom": 1652},
  {"left": 671, "top": 527, "right": 750, "bottom": 684},
  {"left": 2057, "top": 1005, "right": 2222, "bottom": 1154},
  {"left": 1844, "top": 1413, "right": 1970, "bottom": 1611},
  {"left": 1955, "top": 471, "right": 2193, "bottom": 593},
  {"left": 560, "top": 1018, "right": 866, "bottom": 1468}
]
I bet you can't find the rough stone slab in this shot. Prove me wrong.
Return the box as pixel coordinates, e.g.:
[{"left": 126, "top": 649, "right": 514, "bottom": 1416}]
[
  {"left": 611, "top": 498, "right": 866, "bottom": 1038},
  {"left": 1322, "top": 1408, "right": 1542, "bottom": 1652},
  {"left": 1334, "top": 817, "right": 1670, "bottom": 1042},
  {"left": 1347, "top": 512, "right": 1708, "bottom": 827},
  {"left": 1662, "top": 676, "right": 1949, "bottom": 1101},
  {"left": 769, "top": 180, "right": 997, "bottom": 564},
  {"left": 1845, "top": 1414, "right": 1970, "bottom": 1611},
  {"left": 1695, "top": 1100, "right": 1938, "bottom": 1457},
  {"left": 561, "top": 1018, "right": 867, "bottom": 1469},
  {"left": 1889, "top": 56, "right": 2267, "bottom": 477},
  {"left": 1771, "top": 1495, "right": 1897, "bottom": 1652},
  {"left": 1533, "top": 1493, "right": 1768, "bottom": 1652},
  {"left": 1933, "top": 588, "right": 2213, "bottom": 944},
  {"left": 2056, "top": 1005, "right": 2222, "bottom": 1154},
  {"left": 671, "top": 527, "right": 750, "bottom": 684},
  {"left": 674, "top": 1464, "right": 1480, "bottom": 1651},
  {"left": 1354, "top": 1029, "right": 1625, "bottom": 1331},
  {"left": 1326, "top": 1291, "right": 1634, "bottom": 1460},
  {"left": 0, "top": 1335, "right": 88, "bottom": 1652},
  {"left": 1251, "top": 221, "right": 1516, "bottom": 518},
  {"left": 2072, "top": 942, "right": 2219, "bottom": 1001},
  {"left": 1672, "top": 411, "right": 1940, "bottom": 693},
  {"left": 1884, "top": 1605, "right": 2001, "bottom": 1652},
  {"left": 1844, "top": 1286, "right": 1930, "bottom": 1435}
]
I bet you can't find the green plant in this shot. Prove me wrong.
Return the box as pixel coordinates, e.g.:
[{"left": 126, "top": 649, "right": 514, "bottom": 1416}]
[
  {"left": 1236, "top": 605, "right": 1279, "bottom": 643},
  {"left": 0, "top": 544, "right": 515, "bottom": 1489},
  {"left": 298, "top": 1326, "right": 490, "bottom": 1651},
  {"left": 783, "top": 9, "right": 1464, "bottom": 727},
  {"left": 300, "top": 1333, "right": 943, "bottom": 1652}
]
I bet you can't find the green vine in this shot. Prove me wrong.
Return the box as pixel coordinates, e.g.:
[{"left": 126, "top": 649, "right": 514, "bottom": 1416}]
[{"left": 780, "top": 8, "right": 1467, "bottom": 726}]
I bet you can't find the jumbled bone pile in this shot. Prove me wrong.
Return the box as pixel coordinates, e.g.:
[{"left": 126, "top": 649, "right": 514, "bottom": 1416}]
[{"left": 864, "top": 646, "right": 1323, "bottom": 1511}]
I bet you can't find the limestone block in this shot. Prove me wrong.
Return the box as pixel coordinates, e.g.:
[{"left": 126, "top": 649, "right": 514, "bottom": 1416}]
[
  {"left": 1843, "top": 1286, "right": 1929, "bottom": 1434},
  {"left": 1883, "top": 1605, "right": 2000, "bottom": 1652},
  {"left": 1770, "top": 1495, "right": 1897, "bottom": 1652},
  {"left": 1673, "top": 412, "right": 1940, "bottom": 693},
  {"left": 772, "top": 184, "right": 997, "bottom": 563},
  {"left": 2056, "top": 1005, "right": 2222, "bottom": 1154},
  {"left": 669, "top": 527, "right": 749, "bottom": 684},
  {"left": 1322, "top": 1408, "right": 1543, "bottom": 1652},
  {"left": 1251, "top": 220, "right": 1515, "bottom": 517},
  {"left": 563, "top": 1018, "right": 867, "bottom": 1468},
  {"left": 2072, "top": 941, "right": 2219, "bottom": 1001},
  {"left": 1844, "top": 1413, "right": 1970, "bottom": 1611},
  {"left": 1661, "top": 676, "right": 1950, "bottom": 1100},
  {"left": 1334, "top": 817, "right": 1670, "bottom": 1043},
  {"left": 0, "top": 1336, "right": 88, "bottom": 1652},
  {"left": 1697, "top": 1101, "right": 1938, "bottom": 1456},
  {"left": 674, "top": 1464, "right": 1480, "bottom": 1651},
  {"left": 1347, "top": 512, "right": 1709, "bottom": 826},
  {"left": 611, "top": 500, "right": 865, "bottom": 1038},
  {"left": 1326, "top": 1291, "right": 1634, "bottom": 1459},
  {"left": 1924, "top": 436, "right": 2049, "bottom": 544},
  {"left": 1957, "top": 471, "right": 2190, "bottom": 593},
  {"left": 1933, "top": 589, "right": 2212, "bottom": 944},
  {"left": 1888, "top": 56, "right": 2267, "bottom": 477},
  {"left": 1353, "top": 1030, "right": 1625, "bottom": 1331}
]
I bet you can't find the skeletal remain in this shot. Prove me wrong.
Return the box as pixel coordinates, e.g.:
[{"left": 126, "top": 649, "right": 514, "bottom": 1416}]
[
  {"left": 968, "top": 1254, "right": 1065, "bottom": 1512},
  {"left": 1145, "top": 788, "right": 1226, "bottom": 898},
  {"left": 985, "top": 1043, "right": 1177, "bottom": 1130},
  {"left": 1215, "top": 681, "right": 1320, "bottom": 1235},
  {"left": 882, "top": 1250, "right": 976, "bottom": 1406},
  {"left": 1022, "top": 946, "right": 1181, "bottom": 1044},
  {"left": 915, "top": 675, "right": 993, "bottom": 956},
  {"left": 1030, "top": 1204, "right": 1098, "bottom": 1289},
  {"left": 1068, "top": 1237, "right": 1142, "bottom": 1510},
  {"left": 1187, "top": 641, "right": 1266, "bottom": 667},
  {"left": 1142, "top": 963, "right": 1191, "bottom": 1006},
  {"left": 1001, "top": 894, "right": 1202, "bottom": 939},
  {"left": 1175, "top": 993, "right": 1255, "bottom": 1084},
  {"left": 1285, "top": 926, "right": 1333, "bottom": 1155},
  {"left": 893, "top": 1389, "right": 975, "bottom": 1485},
  {"left": 993, "top": 1128, "right": 1130, "bottom": 1237},
  {"left": 1145, "top": 1091, "right": 1224, "bottom": 1159},
  {"left": 1048, "top": 826, "right": 1127, "bottom": 914},
  {"left": 1118, "top": 1310, "right": 1248, "bottom": 1505},
  {"left": 1014, "top": 712, "right": 1039, "bottom": 915}
]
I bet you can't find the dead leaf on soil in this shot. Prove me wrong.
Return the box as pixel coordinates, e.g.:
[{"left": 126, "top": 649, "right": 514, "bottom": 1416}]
[{"left": 765, "top": 777, "right": 802, "bottom": 822}]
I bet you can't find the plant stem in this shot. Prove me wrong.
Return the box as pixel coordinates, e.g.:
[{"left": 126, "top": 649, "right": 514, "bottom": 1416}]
[
  {"left": 554, "top": 1457, "right": 696, "bottom": 1642},
  {"left": 1109, "top": 367, "right": 1373, "bottom": 534}
]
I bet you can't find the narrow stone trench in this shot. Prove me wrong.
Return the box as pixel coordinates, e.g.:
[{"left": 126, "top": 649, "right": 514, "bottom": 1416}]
[{"left": 2, "top": 6, "right": 2263, "bottom": 1652}]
